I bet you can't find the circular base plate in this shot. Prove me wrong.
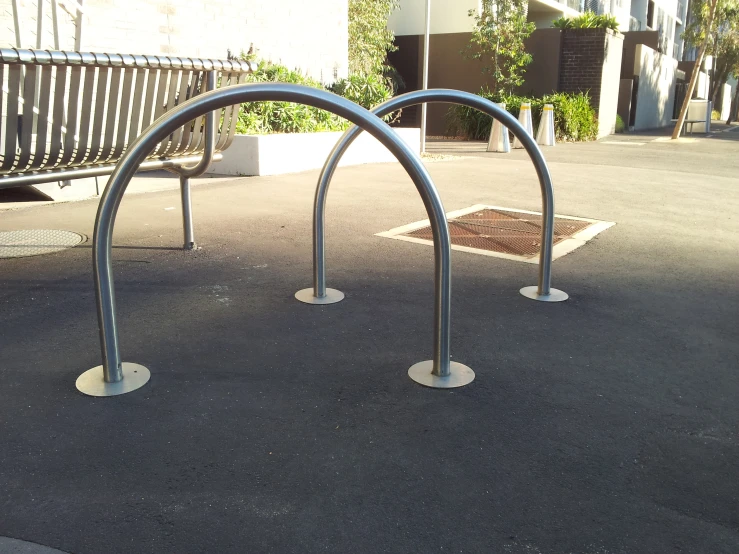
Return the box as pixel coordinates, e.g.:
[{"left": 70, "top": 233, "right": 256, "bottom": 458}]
[
  {"left": 519, "top": 286, "right": 569, "bottom": 302},
  {"left": 76, "top": 362, "right": 151, "bottom": 397},
  {"left": 408, "top": 360, "right": 475, "bottom": 389},
  {"left": 294, "top": 288, "right": 345, "bottom": 305}
]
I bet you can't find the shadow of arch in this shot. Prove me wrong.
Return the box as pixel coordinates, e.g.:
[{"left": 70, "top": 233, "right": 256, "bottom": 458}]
[
  {"left": 76, "top": 83, "right": 473, "bottom": 397},
  {"left": 306, "top": 89, "right": 567, "bottom": 304}
]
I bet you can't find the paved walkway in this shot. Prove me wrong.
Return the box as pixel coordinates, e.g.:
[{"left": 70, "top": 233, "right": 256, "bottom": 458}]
[{"left": 0, "top": 129, "right": 738, "bottom": 553}]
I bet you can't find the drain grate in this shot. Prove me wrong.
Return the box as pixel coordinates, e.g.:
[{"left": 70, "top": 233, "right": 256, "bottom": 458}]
[
  {"left": 376, "top": 205, "right": 614, "bottom": 263},
  {"left": 405, "top": 208, "right": 592, "bottom": 256},
  {"left": 0, "top": 229, "right": 85, "bottom": 259}
]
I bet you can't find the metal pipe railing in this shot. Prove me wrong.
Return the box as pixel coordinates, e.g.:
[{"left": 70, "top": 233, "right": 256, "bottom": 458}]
[
  {"left": 295, "top": 89, "right": 568, "bottom": 305},
  {"left": 75, "top": 83, "right": 475, "bottom": 397},
  {"left": 0, "top": 153, "right": 224, "bottom": 189},
  {"left": 167, "top": 70, "right": 218, "bottom": 249}
]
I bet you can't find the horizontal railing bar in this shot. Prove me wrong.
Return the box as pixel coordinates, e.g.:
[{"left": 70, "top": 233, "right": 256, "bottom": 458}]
[
  {"left": 0, "top": 153, "right": 223, "bottom": 189},
  {"left": 0, "top": 48, "right": 253, "bottom": 73}
]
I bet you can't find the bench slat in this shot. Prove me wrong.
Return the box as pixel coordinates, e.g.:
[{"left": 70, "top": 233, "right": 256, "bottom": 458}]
[
  {"left": 218, "top": 71, "right": 247, "bottom": 152},
  {"left": 99, "top": 66, "right": 123, "bottom": 163},
  {"left": 151, "top": 69, "right": 174, "bottom": 156},
  {"left": 58, "top": 65, "right": 81, "bottom": 167},
  {"left": 184, "top": 73, "right": 206, "bottom": 155},
  {"left": 29, "top": 64, "right": 54, "bottom": 170},
  {"left": 16, "top": 65, "right": 38, "bottom": 171},
  {"left": 139, "top": 68, "right": 159, "bottom": 141},
  {"left": 47, "top": 65, "right": 68, "bottom": 169},
  {"left": 111, "top": 67, "right": 141, "bottom": 160},
  {"left": 86, "top": 66, "right": 111, "bottom": 163},
  {"left": 162, "top": 70, "right": 193, "bottom": 157},
  {"left": 72, "top": 66, "right": 97, "bottom": 166}
]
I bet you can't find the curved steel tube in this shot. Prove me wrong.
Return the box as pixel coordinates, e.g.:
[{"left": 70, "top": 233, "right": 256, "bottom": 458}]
[
  {"left": 313, "top": 89, "right": 557, "bottom": 298},
  {"left": 92, "top": 83, "right": 455, "bottom": 384},
  {"left": 167, "top": 71, "right": 217, "bottom": 249}
]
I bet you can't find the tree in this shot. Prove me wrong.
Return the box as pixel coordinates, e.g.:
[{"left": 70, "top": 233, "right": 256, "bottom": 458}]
[
  {"left": 348, "top": 0, "right": 400, "bottom": 76},
  {"left": 464, "top": 0, "right": 536, "bottom": 93},
  {"left": 673, "top": 0, "right": 721, "bottom": 138},
  {"left": 684, "top": 0, "right": 739, "bottom": 106}
]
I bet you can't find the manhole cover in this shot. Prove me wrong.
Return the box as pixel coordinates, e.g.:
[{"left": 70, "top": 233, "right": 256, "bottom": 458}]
[
  {"left": 376, "top": 205, "right": 614, "bottom": 263},
  {"left": 0, "top": 229, "right": 86, "bottom": 259}
]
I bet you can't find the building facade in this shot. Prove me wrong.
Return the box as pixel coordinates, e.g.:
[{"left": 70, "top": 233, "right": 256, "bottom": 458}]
[
  {"left": 1, "top": 0, "right": 349, "bottom": 83},
  {"left": 388, "top": 0, "right": 695, "bottom": 135}
]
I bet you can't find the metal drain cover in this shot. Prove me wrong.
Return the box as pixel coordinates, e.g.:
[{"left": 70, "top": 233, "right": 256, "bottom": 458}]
[
  {"left": 376, "top": 205, "right": 615, "bottom": 263},
  {"left": 0, "top": 229, "right": 85, "bottom": 259}
]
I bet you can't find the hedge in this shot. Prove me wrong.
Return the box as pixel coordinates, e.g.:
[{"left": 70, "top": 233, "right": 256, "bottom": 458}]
[{"left": 447, "top": 88, "right": 599, "bottom": 142}]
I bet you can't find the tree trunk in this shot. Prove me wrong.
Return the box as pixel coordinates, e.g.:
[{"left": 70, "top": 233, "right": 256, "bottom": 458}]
[
  {"left": 672, "top": 0, "right": 720, "bottom": 139},
  {"left": 710, "top": 61, "right": 730, "bottom": 105},
  {"left": 728, "top": 85, "right": 739, "bottom": 124}
]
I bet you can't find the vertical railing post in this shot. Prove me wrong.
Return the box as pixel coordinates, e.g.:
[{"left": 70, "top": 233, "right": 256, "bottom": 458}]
[{"left": 170, "top": 70, "right": 217, "bottom": 250}]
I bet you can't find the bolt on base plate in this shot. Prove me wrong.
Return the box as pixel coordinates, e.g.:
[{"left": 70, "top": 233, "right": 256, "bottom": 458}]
[
  {"left": 76, "top": 362, "right": 151, "bottom": 397},
  {"left": 519, "top": 286, "right": 568, "bottom": 302},
  {"left": 295, "top": 288, "right": 345, "bottom": 305},
  {"left": 408, "top": 360, "right": 475, "bottom": 388}
]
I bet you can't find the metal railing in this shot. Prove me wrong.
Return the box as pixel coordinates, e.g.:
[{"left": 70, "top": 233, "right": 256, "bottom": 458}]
[
  {"left": 76, "top": 83, "right": 475, "bottom": 397},
  {"left": 294, "top": 89, "right": 567, "bottom": 313}
]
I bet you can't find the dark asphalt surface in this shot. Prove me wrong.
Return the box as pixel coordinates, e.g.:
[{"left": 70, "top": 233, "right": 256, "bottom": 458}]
[{"left": 1, "top": 131, "right": 738, "bottom": 553}]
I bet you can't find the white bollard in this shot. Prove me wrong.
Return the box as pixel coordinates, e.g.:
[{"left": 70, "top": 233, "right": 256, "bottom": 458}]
[
  {"left": 536, "top": 104, "right": 555, "bottom": 146},
  {"left": 512, "top": 102, "right": 533, "bottom": 149},
  {"left": 486, "top": 102, "right": 510, "bottom": 153}
]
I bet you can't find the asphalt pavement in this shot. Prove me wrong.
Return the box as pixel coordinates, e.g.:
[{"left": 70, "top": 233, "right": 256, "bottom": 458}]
[{"left": 1, "top": 128, "right": 738, "bottom": 553}]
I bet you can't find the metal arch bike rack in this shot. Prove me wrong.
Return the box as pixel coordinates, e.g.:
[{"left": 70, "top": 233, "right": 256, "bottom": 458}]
[
  {"left": 75, "top": 83, "right": 474, "bottom": 397},
  {"left": 295, "top": 89, "right": 569, "bottom": 312}
]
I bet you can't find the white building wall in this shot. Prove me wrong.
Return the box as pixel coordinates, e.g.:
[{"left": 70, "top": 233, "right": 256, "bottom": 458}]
[
  {"left": 633, "top": 43, "right": 678, "bottom": 128},
  {"left": 388, "top": 0, "right": 479, "bottom": 36},
  {"left": 0, "top": 0, "right": 348, "bottom": 82}
]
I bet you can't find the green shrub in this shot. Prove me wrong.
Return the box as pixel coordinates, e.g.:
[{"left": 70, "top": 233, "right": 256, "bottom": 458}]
[
  {"left": 447, "top": 87, "right": 598, "bottom": 142},
  {"left": 328, "top": 73, "right": 392, "bottom": 111},
  {"left": 711, "top": 109, "right": 721, "bottom": 120},
  {"left": 236, "top": 62, "right": 348, "bottom": 135},
  {"left": 552, "top": 12, "right": 619, "bottom": 30},
  {"left": 615, "top": 114, "right": 626, "bottom": 133}
]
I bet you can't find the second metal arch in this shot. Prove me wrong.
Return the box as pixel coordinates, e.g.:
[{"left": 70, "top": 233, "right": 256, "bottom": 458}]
[{"left": 295, "top": 89, "right": 568, "bottom": 307}]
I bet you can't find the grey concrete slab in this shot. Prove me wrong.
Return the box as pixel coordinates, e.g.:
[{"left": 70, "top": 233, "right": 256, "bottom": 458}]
[{"left": 0, "top": 133, "right": 738, "bottom": 554}]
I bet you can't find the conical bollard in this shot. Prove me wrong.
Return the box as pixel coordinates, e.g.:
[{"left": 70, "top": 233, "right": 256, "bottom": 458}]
[
  {"left": 513, "top": 103, "right": 533, "bottom": 149},
  {"left": 486, "top": 103, "right": 510, "bottom": 153},
  {"left": 536, "top": 104, "right": 555, "bottom": 146}
]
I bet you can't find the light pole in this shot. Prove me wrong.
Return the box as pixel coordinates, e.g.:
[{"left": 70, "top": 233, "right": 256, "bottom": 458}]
[{"left": 420, "top": 0, "right": 431, "bottom": 153}]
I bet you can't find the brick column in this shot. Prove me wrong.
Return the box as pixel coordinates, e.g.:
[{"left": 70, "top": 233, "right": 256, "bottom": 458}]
[{"left": 559, "top": 28, "right": 624, "bottom": 137}]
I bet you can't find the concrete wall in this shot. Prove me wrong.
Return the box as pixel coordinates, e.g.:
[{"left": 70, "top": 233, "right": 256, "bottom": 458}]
[
  {"left": 387, "top": 29, "right": 562, "bottom": 135},
  {"left": 0, "top": 0, "right": 348, "bottom": 82},
  {"left": 633, "top": 43, "right": 678, "bottom": 129},
  {"left": 209, "top": 128, "right": 421, "bottom": 176},
  {"left": 719, "top": 83, "right": 732, "bottom": 120},
  {"left": 388, "top": 0, "right": 478, "bottom": 36},
  {"left": 598, "top": 31, "right": 624, "bottom": 136}
]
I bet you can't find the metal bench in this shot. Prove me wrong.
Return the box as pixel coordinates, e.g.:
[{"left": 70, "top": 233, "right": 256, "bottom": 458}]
[{"left": 0, "top": 48, "right": 251, "bottom": 248}]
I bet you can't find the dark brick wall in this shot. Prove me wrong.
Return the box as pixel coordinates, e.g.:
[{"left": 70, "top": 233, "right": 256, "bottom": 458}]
[{"left": 558, "top": 29, "right": 609, "bottom": 111}]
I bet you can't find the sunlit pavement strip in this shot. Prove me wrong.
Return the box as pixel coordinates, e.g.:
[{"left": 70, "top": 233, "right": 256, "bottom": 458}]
[{"left": 0, "top": 537, "right": 68, "bottom": 554}]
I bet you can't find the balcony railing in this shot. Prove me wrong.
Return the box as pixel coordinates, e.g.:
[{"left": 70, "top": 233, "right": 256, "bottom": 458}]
[{"left": 629, "top": 16, "right": 643, "bottom": 31}]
